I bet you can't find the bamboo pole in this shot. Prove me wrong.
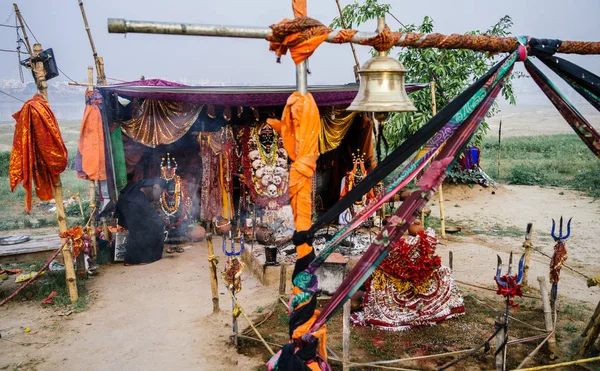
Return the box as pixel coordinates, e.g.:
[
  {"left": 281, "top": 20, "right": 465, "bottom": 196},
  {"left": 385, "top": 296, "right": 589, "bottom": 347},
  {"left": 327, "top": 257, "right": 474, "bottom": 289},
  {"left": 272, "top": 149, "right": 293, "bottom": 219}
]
[
  {"left": 342, "top": 300, "right": 352, "bottom": 371},
  {"left": 78, "top": 0, "right": 106, "bottom": 85},
  {"left": 497, "top": 120, "right": 502, "bottom": 178},
  {"left": 514, "top": 356, "right": 600, "bottom": 371},
  {"left": 522, "top": 223, "right": 533, "bottom": 288},
  {"left": 537, "top": 276, "right": 556, "bottom": 359},
  {"left": 430, "top": 82, "right": 446, "bottom": 239},
  {"left": 206, "top": 221, "right": 220, "bottom": 313},
  {"left": 13, "top": 4, "right": 31, "bottom": 59},
  {"left": 279, "top": 263, "right": 287, "bottom": 296},
  {"left": 13, "top": 8, "right": 78, "bottom": 302},
  {"left": 85, "top": 66, "right": 99, "bottom": 259}
]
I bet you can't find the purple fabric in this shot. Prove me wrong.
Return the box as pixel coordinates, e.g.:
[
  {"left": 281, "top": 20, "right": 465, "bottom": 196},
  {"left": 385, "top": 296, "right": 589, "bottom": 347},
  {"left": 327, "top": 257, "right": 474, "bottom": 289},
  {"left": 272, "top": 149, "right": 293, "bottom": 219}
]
[{"left": 98, "top": 79, "right": 426, "bottom": 107}]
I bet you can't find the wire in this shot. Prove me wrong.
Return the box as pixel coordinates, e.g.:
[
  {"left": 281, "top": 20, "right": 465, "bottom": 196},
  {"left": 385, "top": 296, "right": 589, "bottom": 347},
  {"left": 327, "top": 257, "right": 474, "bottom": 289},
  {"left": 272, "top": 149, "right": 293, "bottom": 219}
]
[
  {"left": 21, "top": 15, "right": 39, "bottom": 44},
  {"left": 0, "top": 89, "right": 25, "bottom": 103},
  {"left": 0, "top": 48, "right": 26, "bottom": 54},
  {"left": 0, "top": 23, "right": 18, "bottom": 29},
  {"left": 57, "top": 67, "right": 78, "bottom": 84}
]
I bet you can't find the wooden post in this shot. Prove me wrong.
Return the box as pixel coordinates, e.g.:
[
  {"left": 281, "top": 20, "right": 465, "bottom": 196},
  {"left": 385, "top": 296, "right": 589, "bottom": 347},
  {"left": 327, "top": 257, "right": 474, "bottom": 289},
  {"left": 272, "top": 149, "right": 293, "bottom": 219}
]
[
  {"left": 206, "top": 221, "right": 220, "bottom": 313},
  {"left": 78, "top": 0, "right": 106, "bottom": 85},
  {"left": 342, "top": 300, "right": 351, "bottom": 371},
  {"left": 495, "top": 313, "right": 506, "bottom": 371},
  {"left": 577, "top": 300, "right": 600, "bottom": 359},
  {"left": 497, "top": 120, "right": 502, "bottom": 178},
  {"left": 279, "top": 263, "right": 287, "bottom": 296},
  {"left": 537, "top": 276, "right": 556, "bottom": 359},
  {"left": 430, "top": 82, "right": 446, "bottom": 239},
  {"left": 522, "top": 223, "right": 533, "bottom": 288},
  {"left": 449, "top": 251, "right": 453, "bottom": 270},
  {"left": 84, "top": 66, "right": 99, "bottom": 259},
  {"left": 12, "top": 8, "right": 79, "bottom": 302}
]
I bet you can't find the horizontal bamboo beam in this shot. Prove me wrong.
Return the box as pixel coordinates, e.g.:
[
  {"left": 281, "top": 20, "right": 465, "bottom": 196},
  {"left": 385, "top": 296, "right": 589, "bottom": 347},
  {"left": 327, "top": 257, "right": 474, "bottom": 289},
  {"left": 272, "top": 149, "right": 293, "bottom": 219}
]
[{"left": 107, "top": 18, "right": 600, "bottom": 55}]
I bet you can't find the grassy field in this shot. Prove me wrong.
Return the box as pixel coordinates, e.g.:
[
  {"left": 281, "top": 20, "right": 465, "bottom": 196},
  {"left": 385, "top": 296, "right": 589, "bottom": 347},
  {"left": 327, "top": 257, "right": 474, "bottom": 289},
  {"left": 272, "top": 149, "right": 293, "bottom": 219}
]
[{"left": 481, "top": 134, "right": 600, "bottom": 197}]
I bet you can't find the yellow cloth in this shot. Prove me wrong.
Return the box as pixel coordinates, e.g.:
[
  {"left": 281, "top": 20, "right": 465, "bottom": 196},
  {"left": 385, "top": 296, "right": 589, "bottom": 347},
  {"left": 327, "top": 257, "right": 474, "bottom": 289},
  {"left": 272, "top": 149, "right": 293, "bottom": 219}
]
[
  {"left": 121, "top": 100, "right": 202, "bottom": 148},
  {"left": 318, "top": 107, "right": 357, "bottom": 153}
]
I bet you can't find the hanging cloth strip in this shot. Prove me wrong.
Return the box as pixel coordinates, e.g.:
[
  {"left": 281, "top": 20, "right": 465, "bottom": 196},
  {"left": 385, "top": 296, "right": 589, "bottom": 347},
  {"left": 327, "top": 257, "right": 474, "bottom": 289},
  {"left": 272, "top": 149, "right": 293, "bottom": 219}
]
[
  {"left": 308, "top": 53, "right": 517, "bottom": 271},
  {"left": 291, "top": 52, "right": 513, "bottom": 256},
  {"left": 310, "top": 70, "right": 509, "bottom": 335},
  {"left": 524, "top": 58, "right": 600, "bottom": 157},
  {"left": 534, "top": 54, "right": 600, "bottom": 111},
  {"left": 9, "top": 94, "right": 68, "bottom": 211},
  {"left": 76, "top": 89, "right": 107, "bottom": 181}
]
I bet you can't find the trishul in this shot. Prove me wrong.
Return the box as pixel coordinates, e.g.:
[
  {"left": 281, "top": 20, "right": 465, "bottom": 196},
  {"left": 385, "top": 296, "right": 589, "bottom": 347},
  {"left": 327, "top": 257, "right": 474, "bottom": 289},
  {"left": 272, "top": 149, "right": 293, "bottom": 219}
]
[
  {"left": 551, "top": 216, "right": 572, "bottom": 242},
  {"left": 495, "top": 251, "right": 525, "bottom": 288},
  {"left": 222, "top": 230, "right": 245, "bottom": 257}
]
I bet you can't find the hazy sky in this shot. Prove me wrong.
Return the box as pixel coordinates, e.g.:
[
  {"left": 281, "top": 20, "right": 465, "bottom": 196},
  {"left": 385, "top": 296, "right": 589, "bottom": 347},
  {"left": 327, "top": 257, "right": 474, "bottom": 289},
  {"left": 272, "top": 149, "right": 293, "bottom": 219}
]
[{"left": 1, "top": 0, "right": 599, "bottom": 88}]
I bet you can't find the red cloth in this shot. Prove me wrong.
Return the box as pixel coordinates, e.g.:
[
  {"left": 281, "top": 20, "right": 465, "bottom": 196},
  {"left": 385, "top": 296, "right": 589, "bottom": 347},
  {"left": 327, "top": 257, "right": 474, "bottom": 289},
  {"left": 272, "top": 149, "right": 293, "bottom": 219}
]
[{"left": 9, "top": 94, "right": 68, "bottom": 211}]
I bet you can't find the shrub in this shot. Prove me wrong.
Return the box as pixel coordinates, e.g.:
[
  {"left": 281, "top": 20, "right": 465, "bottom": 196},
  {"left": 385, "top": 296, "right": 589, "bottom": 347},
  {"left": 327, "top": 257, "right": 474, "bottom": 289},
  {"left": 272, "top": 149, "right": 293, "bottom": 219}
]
[{"left": 507, "top": 165, "right": 547, "bottom": 186}]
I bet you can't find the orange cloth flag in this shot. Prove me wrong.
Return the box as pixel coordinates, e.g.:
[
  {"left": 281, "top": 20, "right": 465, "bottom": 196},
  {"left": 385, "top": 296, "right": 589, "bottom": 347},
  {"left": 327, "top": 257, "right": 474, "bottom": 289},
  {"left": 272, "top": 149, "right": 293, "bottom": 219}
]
[
  {"left": 9, "top": 94, "right": 68, "bottom": 211},
  {"left": 268, "top": 92, "right": 320, "bottom": 259},
  {"left": 292, "top": 0, "right": 307, "bottom": 18},
  {"left": 268, "top": 17, "right": 331, "bottom": 65},
  {"left": 77, "top": 90, "right": 106, "bottom": 181}
]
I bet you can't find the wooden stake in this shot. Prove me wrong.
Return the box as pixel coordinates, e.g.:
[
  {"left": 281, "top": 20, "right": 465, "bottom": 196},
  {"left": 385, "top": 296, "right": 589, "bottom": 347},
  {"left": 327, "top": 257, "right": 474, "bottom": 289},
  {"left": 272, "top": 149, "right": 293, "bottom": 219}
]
[
  {"left": 497, "top": 120, "right": 502, "bottom": 178},
  {"left": 85, "top": 66, "right": 98, "bottom": 259},
  {"left": 495, "top": 313, "right": 507, "bottom": 371},
  {"left": 430, "top": 82, "right": 446, "bottom": 239},
  {"left": 206, "top": 221, "right": 220, "bottom": 313},
  {"left": 449, "top": 251, "right": 453, "bottom": 270},
  {"left": 522, "top": 223, "right": 533, "bottom": 288},
  {"left": 342, "top": 300, "right": 351, "bottom": 371},
  {"left": 537, "top": 276, "right": 556, "bottom": 359},
  {"left": 279, "top": 263, "right": 287, "bottom": 296},
  {"left": 577, "top": 300, "right": 600, "bottom": 359}
]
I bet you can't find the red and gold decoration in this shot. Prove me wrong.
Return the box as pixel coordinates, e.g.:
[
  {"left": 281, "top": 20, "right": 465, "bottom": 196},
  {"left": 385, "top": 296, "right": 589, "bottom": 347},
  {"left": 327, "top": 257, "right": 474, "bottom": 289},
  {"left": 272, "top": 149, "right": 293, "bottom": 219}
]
[
  {"left": 159, "top": 153, "right": 191, "bottom": 228},
  {"left": 9, "top": 94, "right": 68, "bottom": 211},
  {"left": 353, "top": 229, "right": 465, "bottom": 331},
  {"left": 239, "top": 123, "right": 290, "bottom": 209},
  {"left": 338, "top": 152, "right": 374, "bottom": 224}
]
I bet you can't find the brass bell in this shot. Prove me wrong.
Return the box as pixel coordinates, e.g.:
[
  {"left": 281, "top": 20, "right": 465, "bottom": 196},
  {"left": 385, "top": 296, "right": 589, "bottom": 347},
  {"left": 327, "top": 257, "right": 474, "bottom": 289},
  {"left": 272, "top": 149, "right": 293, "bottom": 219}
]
[{"left": 347, "top": 18, "right": 417, "bottom": 117}]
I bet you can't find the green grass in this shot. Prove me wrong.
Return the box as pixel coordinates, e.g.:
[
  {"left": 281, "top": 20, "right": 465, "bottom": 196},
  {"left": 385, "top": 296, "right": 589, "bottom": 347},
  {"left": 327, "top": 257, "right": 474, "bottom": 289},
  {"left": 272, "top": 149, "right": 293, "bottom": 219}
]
[{"left": 481, "top": 134, "right": 600, "bottom": 197}]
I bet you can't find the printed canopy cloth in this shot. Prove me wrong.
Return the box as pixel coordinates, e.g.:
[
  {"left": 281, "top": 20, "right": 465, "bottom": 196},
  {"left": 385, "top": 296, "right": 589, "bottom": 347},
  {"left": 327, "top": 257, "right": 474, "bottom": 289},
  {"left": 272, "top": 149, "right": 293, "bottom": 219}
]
[
  {"left": 9, "top": 94, "right": 68, "bottom": 211},
  {"left": 76, "top": 89, "right": 107, "bottom": 181},
  {"left": 120, "top": 99, "right": 203, "bottom": 148}
]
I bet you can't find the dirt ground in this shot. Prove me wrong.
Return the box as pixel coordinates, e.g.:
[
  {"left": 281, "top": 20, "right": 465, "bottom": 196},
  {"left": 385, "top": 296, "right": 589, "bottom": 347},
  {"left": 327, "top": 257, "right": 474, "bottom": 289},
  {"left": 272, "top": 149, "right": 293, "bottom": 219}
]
[
  {"left": 0, "top": 238, "right": 277, "bottom": 371},
  {"left": 433, "top": 184, "right": 600, "bottom": 305}
]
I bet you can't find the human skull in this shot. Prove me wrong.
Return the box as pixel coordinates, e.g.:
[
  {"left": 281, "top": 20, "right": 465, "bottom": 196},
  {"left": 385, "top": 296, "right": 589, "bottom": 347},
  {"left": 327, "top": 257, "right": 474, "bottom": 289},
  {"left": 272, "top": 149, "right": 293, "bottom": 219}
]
[
  {"left": 276, "top": 158, "right": 287, "bottom": 168},
  {"left": 252, "top": 159, "right": 264, "bottom": 170},
  {"left": 274, "top": 167, "right": 286, "bottom": 177},
  {"left": 263, "top": 166, "right": 274, "bottom": 177},
  {"left": 278, "top": 148, "right": 288, "bottom": 160},
  {"left": 256, "top": 167, "right": 265, "bottom": 178},
  {"left": 261, "top": 174, "right": 273, "bottom": 186},
  {"left": 273, "top": 176, "right": 282, "bottom": 186},
  {"left": 249, "top": 150, "right": 260, "bottom": 161},
  {"left": 266, "top": 184, "right": 278, "bottom": 197}
]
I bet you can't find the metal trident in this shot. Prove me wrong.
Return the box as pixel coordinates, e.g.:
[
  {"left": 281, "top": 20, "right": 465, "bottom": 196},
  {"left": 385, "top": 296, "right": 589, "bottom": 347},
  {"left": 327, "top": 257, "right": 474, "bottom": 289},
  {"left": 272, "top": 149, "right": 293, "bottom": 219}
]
[
  {"left": 222, "top": 230, "right": 245, "bottom": 257},
  {"left": 551, "top": 216, "right": 572, "bottom": 242},
  {"left": 495, "top": 252, "right": 526, "bottom": 288}
]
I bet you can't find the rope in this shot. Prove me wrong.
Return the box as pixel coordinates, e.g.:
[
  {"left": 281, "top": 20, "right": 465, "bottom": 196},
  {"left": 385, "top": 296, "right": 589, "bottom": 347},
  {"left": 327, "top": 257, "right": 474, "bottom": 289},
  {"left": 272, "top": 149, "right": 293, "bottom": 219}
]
[
  {"left": 21, "top": 15, "right": 39, "bottom": 44},
  {"left": 57, "top": 67, "right": 79, "bottom": 84},
  {"left": 210, "top": 259, "right": 274, "bottom": 355},
  {"left": 0, "top": 23, "right": 18, "bottom": 28},
  {"left": 513, "top": 355, "right": 600, "bottom": 370},
  {"left": 0, "top": 240, "right": 67, "bottom": 307},
  {"left": 456, "top": 280, "right": 541, "bottom": 300},
  {"left": 0, "top": 88, "right": 25, "bottom": 103},
  {"left": 531, "top": 246, "right": 591, "bottom": 280},
  {"left": 516, "top": 306, "right": 558, "bottom": 368}
]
